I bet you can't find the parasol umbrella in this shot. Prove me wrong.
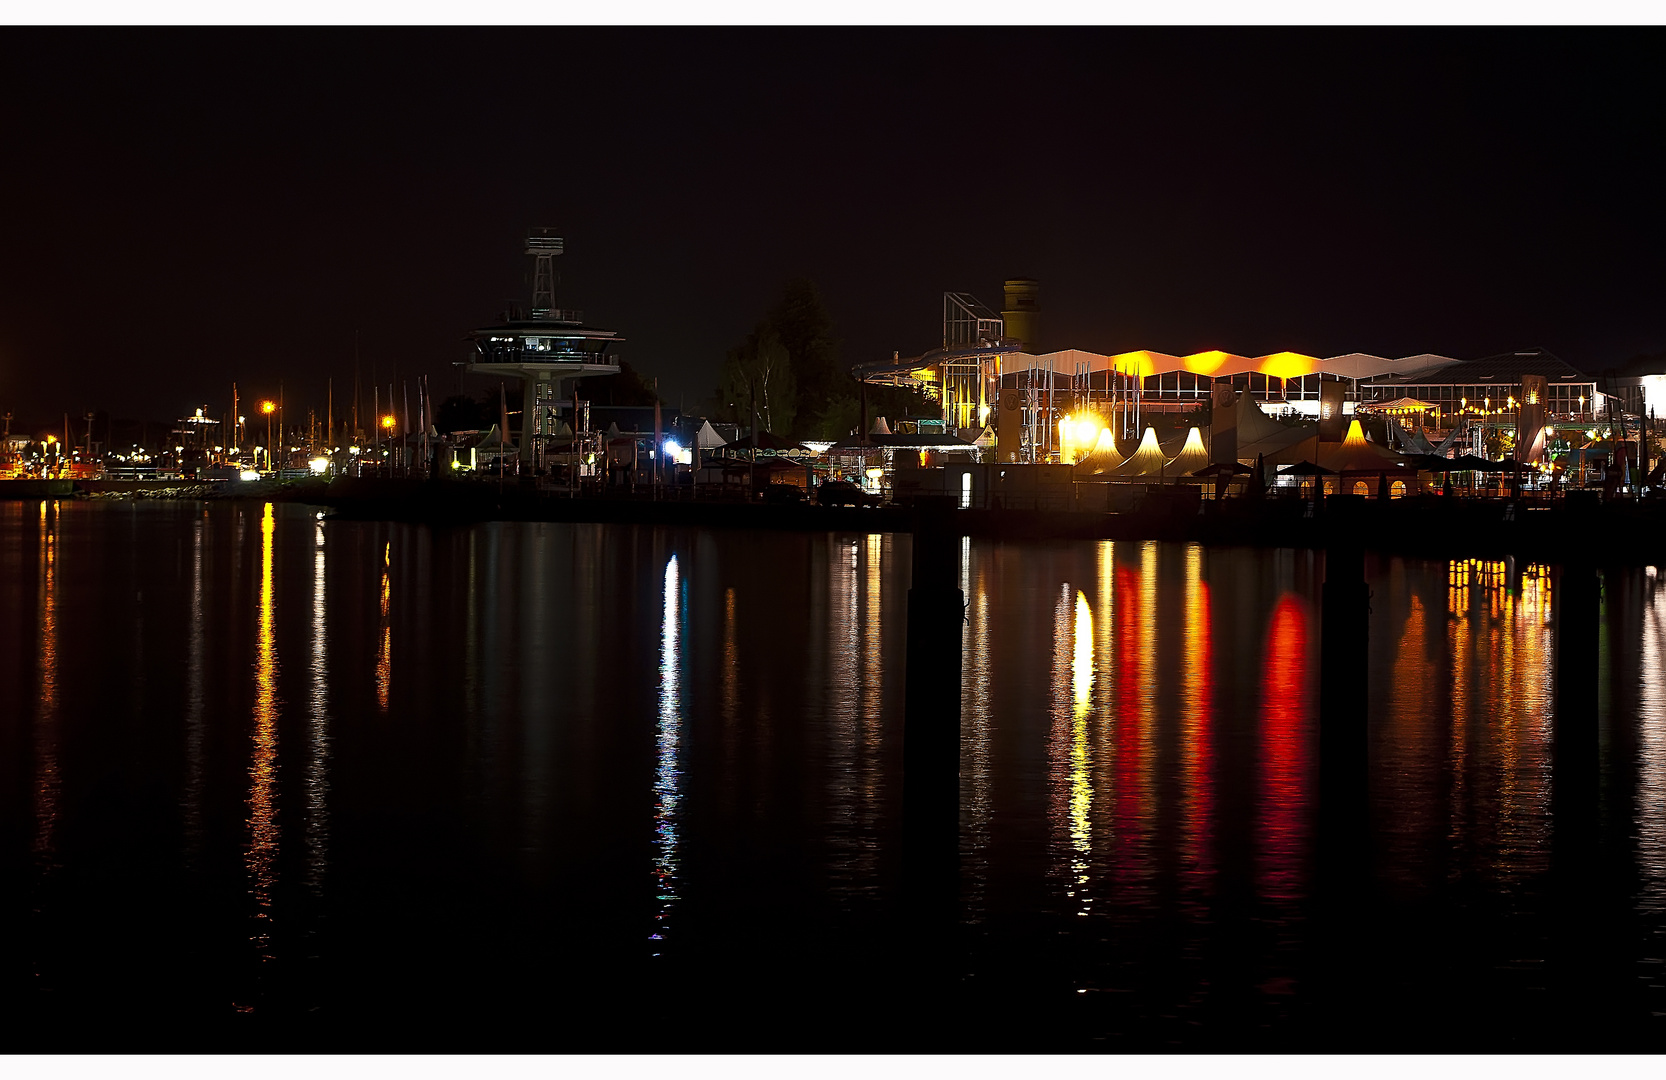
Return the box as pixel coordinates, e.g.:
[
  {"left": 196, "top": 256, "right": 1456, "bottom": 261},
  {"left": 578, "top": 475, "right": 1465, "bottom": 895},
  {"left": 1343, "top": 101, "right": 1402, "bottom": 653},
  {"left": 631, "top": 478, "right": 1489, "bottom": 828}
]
[
  {"left": 1195, "top": 460, "right": 1253, "bottom": 501},
  {"left": 1280, "top": 460, "right": 1335, "bottom": 499}
]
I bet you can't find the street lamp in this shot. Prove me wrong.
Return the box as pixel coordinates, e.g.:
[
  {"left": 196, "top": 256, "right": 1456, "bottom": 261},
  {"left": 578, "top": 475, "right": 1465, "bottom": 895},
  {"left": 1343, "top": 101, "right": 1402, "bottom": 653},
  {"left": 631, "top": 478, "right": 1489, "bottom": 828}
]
[
  {"left": 381, "top": 415, "right": 396, "bottom": 474},
  {"left": 261, "top": 400, "right": 276, "bottom": 472}
]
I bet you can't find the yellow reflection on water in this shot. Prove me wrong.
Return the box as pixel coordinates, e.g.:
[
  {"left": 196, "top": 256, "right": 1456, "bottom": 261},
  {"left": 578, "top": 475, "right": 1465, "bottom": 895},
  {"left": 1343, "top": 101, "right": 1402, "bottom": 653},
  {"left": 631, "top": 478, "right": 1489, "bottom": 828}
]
[
  {"left": 247, "top": 502, "right": 280, "bottom": 958},
  {"left": 376, "top": 540, "right": 391, "bottom": 712},
  {"left": 33, "top": 500, "right": 60, "bottom": 866},
  {"left": 1070, "top": 590, "right": 1094, "bottom": 909},
  {"left": 1049, "top": 583, "right": 1078, "bottom": 902},
  {"left": 184, "top": 516, "right": 206, "bottom": 852},
  {"left": 651, "top": 554, "right": 682, "bottom": 950},
  {"left": 862, "top": 534, "right": 883, "bottom": 801}
]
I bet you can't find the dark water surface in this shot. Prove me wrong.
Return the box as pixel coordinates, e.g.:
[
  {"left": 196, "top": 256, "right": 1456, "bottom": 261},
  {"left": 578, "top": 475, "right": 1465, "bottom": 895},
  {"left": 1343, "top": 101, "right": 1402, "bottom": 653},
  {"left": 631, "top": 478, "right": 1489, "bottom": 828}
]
[{"left": 2, "top": 500, "right": 1663, "bottom": 1052}]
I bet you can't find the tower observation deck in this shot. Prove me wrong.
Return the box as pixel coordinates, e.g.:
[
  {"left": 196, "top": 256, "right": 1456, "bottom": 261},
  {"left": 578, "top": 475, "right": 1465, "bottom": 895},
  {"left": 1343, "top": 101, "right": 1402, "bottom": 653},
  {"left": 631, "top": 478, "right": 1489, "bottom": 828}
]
[{"left": 465, "top": 229, "right": 623, "bottom": 469}]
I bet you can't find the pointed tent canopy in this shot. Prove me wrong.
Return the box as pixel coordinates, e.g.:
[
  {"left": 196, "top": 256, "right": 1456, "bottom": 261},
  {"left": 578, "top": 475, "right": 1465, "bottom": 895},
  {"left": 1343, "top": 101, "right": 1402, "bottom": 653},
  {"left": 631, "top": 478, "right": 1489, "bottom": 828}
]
[
  {"left": 1165, "top": 426, "right": 1210, "bottom": 479},
  {"left": 1110, "top": 427, "right": 1168, "bottom": 477},
  {"left": 1234, "top": 396, "right": 1317, "bottom": 461},
  {"left": 1072, "top": 428, "right": 1124, "bottom": 477},
  {"left": 971, "top": 425, "right": 996, "bottom": 449},
  {"left": 1395, "top": 422, "right": 1438, "bottom": 455},
  {"left": 695, "top": 419, "right": 728, "bottom": 449},
  {"left": 1318, "top": 419, "right": 1413, "bottom": 473},
  {"left": 471, "top": 423, "right": 516, "bottom": 454},
  {"left": 869, "top": 416, "right": 893, "bottom": 436}
]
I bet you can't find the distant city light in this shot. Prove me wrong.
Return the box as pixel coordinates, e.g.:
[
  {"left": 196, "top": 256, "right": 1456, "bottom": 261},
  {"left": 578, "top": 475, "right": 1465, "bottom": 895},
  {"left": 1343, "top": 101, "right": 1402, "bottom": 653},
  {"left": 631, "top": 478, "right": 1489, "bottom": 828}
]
[
  {"left": 381, "top": 415, "right": 396, "bottom": 429},
  {"left": 308, "top": 457, "right": 328, "bottom": 474},
  {"left": 261, "top": 401, "right": 276, "bottom": 415},
  {"left": 239, "top": 469, "right": 261, "bottom": 481}
]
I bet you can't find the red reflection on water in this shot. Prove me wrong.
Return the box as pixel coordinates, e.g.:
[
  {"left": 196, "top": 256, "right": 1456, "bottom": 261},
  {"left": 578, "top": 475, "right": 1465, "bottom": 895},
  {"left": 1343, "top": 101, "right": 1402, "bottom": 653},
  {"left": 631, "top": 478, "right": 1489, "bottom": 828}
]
[
  {"left": 1110, "top": 555, "right": 1155, "bottom": 889},
  {"left": 1259, "top": 593, "right": 1310, "bottom": 901},
  {"left": 1180, "top": 548, "right": 1214, "bottom": 896}
]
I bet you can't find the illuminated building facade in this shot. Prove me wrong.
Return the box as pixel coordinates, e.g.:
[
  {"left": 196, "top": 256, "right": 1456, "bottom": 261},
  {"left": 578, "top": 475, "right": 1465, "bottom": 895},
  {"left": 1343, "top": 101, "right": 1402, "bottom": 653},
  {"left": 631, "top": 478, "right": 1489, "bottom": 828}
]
[{"left": 857, "top": 286, "right": 1642, "bottom": 467}]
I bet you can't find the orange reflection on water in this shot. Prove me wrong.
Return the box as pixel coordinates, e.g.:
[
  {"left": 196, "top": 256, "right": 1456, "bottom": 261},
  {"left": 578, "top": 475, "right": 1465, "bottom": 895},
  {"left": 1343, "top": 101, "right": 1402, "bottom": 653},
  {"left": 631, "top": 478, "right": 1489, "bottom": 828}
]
[
  {"left": 33, "top": 500, "right": 60, "bottom": 866},
  {"left": 1179, "top": 544, "right": 1215, "bottom": 898},
  {"left": 1108, "top": 544, "right": 1159, "bottom": 893},
  {"left": 1259, "top": 594, "right": 1310, "bottom": 902},
  {"left": 376, "top": 541, "right": 391, "bottom": 712},
  {"left": 721, "top": 586, "right": 738, "bottom": 732},
  {"left": 247, "top": 502, "right": 280, "bottom": 958}
]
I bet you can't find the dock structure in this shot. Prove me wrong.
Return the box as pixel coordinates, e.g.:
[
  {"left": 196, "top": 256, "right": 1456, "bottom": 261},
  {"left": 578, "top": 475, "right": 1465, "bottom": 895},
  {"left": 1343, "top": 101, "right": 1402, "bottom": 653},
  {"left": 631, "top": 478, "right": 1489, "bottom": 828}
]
[{"left": 464, "top": 230, "right": 623, "bottom": 470}]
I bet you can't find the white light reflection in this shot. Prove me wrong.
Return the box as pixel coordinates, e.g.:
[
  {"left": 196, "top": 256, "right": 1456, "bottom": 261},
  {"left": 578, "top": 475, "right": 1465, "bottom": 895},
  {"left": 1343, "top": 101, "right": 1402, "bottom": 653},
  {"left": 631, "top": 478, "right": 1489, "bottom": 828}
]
[
  {"left": 651, "top": 554, "right": 683, "bottom": 951},
  {"left": 1638, "top": 573, "right": 1666, "bottom": 917},
  {"left": 961, "top": 536, "right": 993, "bottom": 914},
  {"left": 305, "top": 516, "right": 330, "bottom": 894}
]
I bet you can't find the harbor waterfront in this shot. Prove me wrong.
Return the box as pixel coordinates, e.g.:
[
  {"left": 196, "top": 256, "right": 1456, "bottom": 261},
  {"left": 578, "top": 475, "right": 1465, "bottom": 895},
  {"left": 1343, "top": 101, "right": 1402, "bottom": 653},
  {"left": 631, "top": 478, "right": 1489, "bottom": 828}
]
[{"left": 2, "top": 498, "right": 1663, "bottom": 1052}]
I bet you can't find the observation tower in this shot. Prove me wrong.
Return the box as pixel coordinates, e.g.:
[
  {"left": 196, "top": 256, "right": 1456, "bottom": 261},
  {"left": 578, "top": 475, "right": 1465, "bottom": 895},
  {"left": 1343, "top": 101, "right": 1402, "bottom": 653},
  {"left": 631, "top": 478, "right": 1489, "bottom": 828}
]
[{"left": 465, "top": 229, "right": 623, "bottom": 468}]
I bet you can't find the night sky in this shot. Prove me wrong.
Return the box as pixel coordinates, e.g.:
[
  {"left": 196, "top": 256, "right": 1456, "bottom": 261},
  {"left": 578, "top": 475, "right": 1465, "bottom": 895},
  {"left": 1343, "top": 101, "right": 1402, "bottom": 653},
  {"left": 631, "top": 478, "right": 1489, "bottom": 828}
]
[{"left": 2, "top": 26, "right": 1662, "bottom": 433}]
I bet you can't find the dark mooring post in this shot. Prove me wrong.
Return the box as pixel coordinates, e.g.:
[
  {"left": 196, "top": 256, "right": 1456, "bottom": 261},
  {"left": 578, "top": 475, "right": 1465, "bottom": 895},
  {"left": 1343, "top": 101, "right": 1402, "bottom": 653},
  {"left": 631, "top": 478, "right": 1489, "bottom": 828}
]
[
  {"left": 1553, "top": 561, "right": 1601, "bottom": 815},
  {"left": 1317, "top": 536, "right": 1369, "bottom": 1038},
  {"left": 1551, "top": 560, "right": 1601, "bottom": 1031},
  {"left": 902, "top": 497, "right": 963, "bottom": 954}
]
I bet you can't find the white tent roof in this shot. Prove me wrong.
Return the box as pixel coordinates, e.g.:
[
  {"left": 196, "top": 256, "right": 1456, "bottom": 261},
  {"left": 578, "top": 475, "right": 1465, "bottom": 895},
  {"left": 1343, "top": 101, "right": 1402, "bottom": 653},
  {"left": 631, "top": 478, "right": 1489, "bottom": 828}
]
[
  {"left": 1166, "top": 427, "right": 1210, "bottom": 478},
  {"left": 1110, "top": 427, "right": 1167, "bottom": 477},
  {"left": 695, "top": 419, "right": 727, "bottom": 448}
]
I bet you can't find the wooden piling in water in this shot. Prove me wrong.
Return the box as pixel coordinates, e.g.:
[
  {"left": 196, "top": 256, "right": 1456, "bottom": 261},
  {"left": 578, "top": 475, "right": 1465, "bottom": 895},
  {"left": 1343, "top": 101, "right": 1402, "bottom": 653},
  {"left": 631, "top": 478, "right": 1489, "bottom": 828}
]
[{"left": 902, "top": 498, "right": 963, "bottom": 949}]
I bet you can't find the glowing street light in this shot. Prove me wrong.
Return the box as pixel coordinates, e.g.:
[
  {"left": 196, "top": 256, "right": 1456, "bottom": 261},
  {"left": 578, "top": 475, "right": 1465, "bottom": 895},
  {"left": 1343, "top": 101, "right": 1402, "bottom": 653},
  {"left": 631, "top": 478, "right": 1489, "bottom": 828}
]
[{"left": 261, "top": 400, "right": 277, "bottom": 472}]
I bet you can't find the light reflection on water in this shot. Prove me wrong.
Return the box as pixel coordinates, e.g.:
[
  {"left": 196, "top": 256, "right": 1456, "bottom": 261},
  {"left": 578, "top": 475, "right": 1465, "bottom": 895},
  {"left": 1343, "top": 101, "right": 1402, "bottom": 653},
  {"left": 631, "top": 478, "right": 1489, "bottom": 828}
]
[
  {"left": 184, "top": 513, "right": 206, "bottom": 854},
  {"left": 1377, "top": 557, "right": 1554, "bottom": 893},
  {"left": 33, "top": 500, "right": 60, "bottom": 870},
  {"left": 375, "top": 541, "right": 391, "bottom": 712},
  {"left": 246, "top": 502, "right": 280, "bottom": 959},
  {"left": 1258, "top": 593, "right": 1310, "bottom": 904},
  {"left": 6, "top": 504, "right": 1666, "bottom": 1046},
  {"left": 651, "top": 553, "right": 683, "bottom": 948},
  {"left": 306, "top": 515, "right": 329, "bottom": 894}
]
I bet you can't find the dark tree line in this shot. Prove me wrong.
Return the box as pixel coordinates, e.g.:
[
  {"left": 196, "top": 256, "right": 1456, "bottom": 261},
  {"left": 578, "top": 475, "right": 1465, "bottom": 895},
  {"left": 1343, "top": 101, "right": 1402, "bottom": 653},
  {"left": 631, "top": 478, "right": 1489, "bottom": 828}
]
[{"left": 706, "top": 278, "right": 927, "bottom": 441}]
